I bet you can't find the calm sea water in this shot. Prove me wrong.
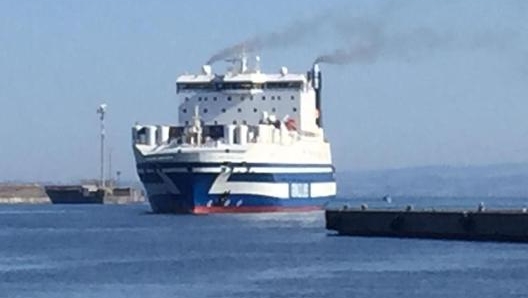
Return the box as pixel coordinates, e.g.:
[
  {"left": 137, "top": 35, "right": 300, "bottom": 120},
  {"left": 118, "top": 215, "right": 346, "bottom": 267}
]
[{"left": 1, "top": 197, "right": 528, "bottom": 298}]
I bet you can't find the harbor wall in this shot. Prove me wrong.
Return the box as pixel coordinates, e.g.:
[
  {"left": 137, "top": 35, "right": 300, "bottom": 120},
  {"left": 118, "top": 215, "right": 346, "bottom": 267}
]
[
  {"left": 104, "top": 188, "right": 144, "bottom": 204},
  {"left": 0, "top": 184, "right": 51, "bottom": 204}
]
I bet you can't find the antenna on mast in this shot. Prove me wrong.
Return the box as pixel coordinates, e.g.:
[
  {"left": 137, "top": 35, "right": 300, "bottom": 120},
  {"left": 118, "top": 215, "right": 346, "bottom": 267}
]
[{"left": 96, "top": 103, "right": 107, "bottom": 189}]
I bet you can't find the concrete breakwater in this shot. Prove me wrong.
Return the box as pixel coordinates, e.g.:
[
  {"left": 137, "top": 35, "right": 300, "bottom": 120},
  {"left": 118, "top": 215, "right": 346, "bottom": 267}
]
[
  {"left": 326, "top": 206, "right": 528, "bottom": 243},
  {"left": 0, "top": 184, "right": 50, "bottom": 203}
]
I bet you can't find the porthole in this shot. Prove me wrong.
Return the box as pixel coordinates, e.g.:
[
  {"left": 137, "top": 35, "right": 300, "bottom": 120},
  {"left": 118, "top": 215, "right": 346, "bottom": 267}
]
[
  {"left": 242, "top": 120, "right": 247, "bottom": 125},
  {"left": 237, "top": 108, "right": 242, "bottom": 112},
  {"left": 293, "top": 107, "right": 297, "bottom": 112},
  {"left": 182, "top": 108, "right": 187, "bottom": 113},
  {"left": 198, "top": 97, "right": 202, "bottom": 101},
  {"left": 204, "top": 97, "right": 208, "bottom": 101},
  {"left": 185, "top": 97, "right": 189, "bottom": 102},
  {"left": 262, "top": 96, "right": 266, "bottom": 100},
  {"left": 222, "top": 108, "right": 226, "bottom": 113},
  {"left": 272, "top": 108, "right": 276, "bottom": 112},
  {"left": 185, "top": 120, "right": 189, "bottom": 125},
  {"left": 214, "top": 120, "right": 218, "bottom": 125},
  {"left": 241, "top": 96, "right": 245, "bottom": 101},
  {"left": 277, "top": 96, "right": 281, "bottom": 100},
  {"left": 233, "top": 120, "right": 237, "bottom": 124},
  {"left": 203, "top": 108, "right": 208, "bottom": 113},
  {"left": 213, "top": 97, "right": 218, "bottom": 101},
  {"left": 253, "top": 108, "right": 258, "bottom": 113},
  {"left": 227, "top": 96, "right": 232, "bottom": 101},
  {"left": 250, "top": 96, "right": 254, "bottom": 100},
  {"left": 290, "top": 95, "right": 294, "bottom": 100},
  {"left": 271, "top": 96, "right": 275, "bottom": 100}
]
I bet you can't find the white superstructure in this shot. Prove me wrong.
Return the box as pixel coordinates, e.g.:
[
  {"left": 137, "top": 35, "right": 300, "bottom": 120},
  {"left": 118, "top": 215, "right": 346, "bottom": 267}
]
[{"left": 132, "top": 56, "right": 336, "bottom": 214}]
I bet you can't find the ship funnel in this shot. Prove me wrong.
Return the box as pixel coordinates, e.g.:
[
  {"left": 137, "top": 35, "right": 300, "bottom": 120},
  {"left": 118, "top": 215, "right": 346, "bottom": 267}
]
[
  {"left": 311, "top": 64, "right": 323, "bottom": 128},
  {"left": 240, "top": 55, "right": 248, "bottom": 73},
  {"left": 202, "top": 65, "right": 212, "bottom": 76},
  {"left": 255, "top": 56, "right": 261, "bottom": 73}
]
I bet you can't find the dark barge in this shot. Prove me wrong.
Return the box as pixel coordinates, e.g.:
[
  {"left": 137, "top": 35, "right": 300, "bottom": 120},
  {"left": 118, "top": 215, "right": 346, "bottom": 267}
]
[
  {"left": 326, "top": 205, "right": 528, "bottom": 243},
  {"left": 44, "top": 185, "right": 144, "bottom": 204}
]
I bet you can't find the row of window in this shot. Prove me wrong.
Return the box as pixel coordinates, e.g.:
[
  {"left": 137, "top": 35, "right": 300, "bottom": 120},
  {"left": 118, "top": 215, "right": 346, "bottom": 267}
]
[
  {"left": 185, "top": 95, "right": 296, "bottom": 102},
  {"left": 183, "top": 120, "right": 259, "bottom": 125},
  {"left": 177, "top": 81, "right": 303, "bottom": 92},
  {"left": 181, "top": 107, "right": 297, "bottom": 114}
]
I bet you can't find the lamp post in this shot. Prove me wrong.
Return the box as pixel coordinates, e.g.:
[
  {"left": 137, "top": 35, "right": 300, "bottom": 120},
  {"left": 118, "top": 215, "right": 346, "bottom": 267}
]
[{"left": 96, "top": 103, "right": 107, "bottom": 189}]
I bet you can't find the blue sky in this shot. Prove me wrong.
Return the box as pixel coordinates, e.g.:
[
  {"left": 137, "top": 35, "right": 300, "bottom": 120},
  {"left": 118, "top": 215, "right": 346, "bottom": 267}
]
[{"left": 1, "top": 0, "right": 527, "bottom": 182}]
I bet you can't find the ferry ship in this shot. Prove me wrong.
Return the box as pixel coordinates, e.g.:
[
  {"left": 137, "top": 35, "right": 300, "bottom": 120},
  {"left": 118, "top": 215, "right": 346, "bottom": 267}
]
[{"left": 132, "top": 56, "right": 336, "bottom": 214}]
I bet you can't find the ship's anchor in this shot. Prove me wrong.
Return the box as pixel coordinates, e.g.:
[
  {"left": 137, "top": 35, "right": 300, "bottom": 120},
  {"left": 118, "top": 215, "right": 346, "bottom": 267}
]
[{"left": 217, "top": 190, "right": 231, "bottom": 206}]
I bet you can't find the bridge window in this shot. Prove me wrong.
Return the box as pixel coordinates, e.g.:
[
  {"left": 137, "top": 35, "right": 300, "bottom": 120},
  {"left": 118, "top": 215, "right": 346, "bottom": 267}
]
[
  {"left": 215, "top": 82, "right": 263, "bottom": 91},
  {"left": 265, "top": 81, "right": 302, "bottom": 89},
  {"left": 178, "top": 81, "right": 301, "bottom": 92},
  {"left": 177, "top": 82, "right": 213, "bottom": 92}
]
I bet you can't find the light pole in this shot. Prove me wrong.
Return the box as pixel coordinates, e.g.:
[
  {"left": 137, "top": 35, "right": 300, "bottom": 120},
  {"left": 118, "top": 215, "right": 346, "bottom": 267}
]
[{"left": 96, "top": 103, "right": 107, "bottom": 189}]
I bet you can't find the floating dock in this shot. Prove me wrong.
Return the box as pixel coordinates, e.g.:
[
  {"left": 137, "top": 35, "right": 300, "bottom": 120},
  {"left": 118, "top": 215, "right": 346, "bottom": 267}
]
[{"left": 326, "top": 205, "right": 528, "bottom": 243}]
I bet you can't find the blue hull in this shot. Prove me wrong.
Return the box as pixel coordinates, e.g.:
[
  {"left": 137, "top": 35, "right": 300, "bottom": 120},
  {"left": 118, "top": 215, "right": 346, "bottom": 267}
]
[
  {"left": 147, "top": 193, "right": 333, "bottom": 214},
  {"left": 137, "top": 162, "right": 336, "bottom": 214}
]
